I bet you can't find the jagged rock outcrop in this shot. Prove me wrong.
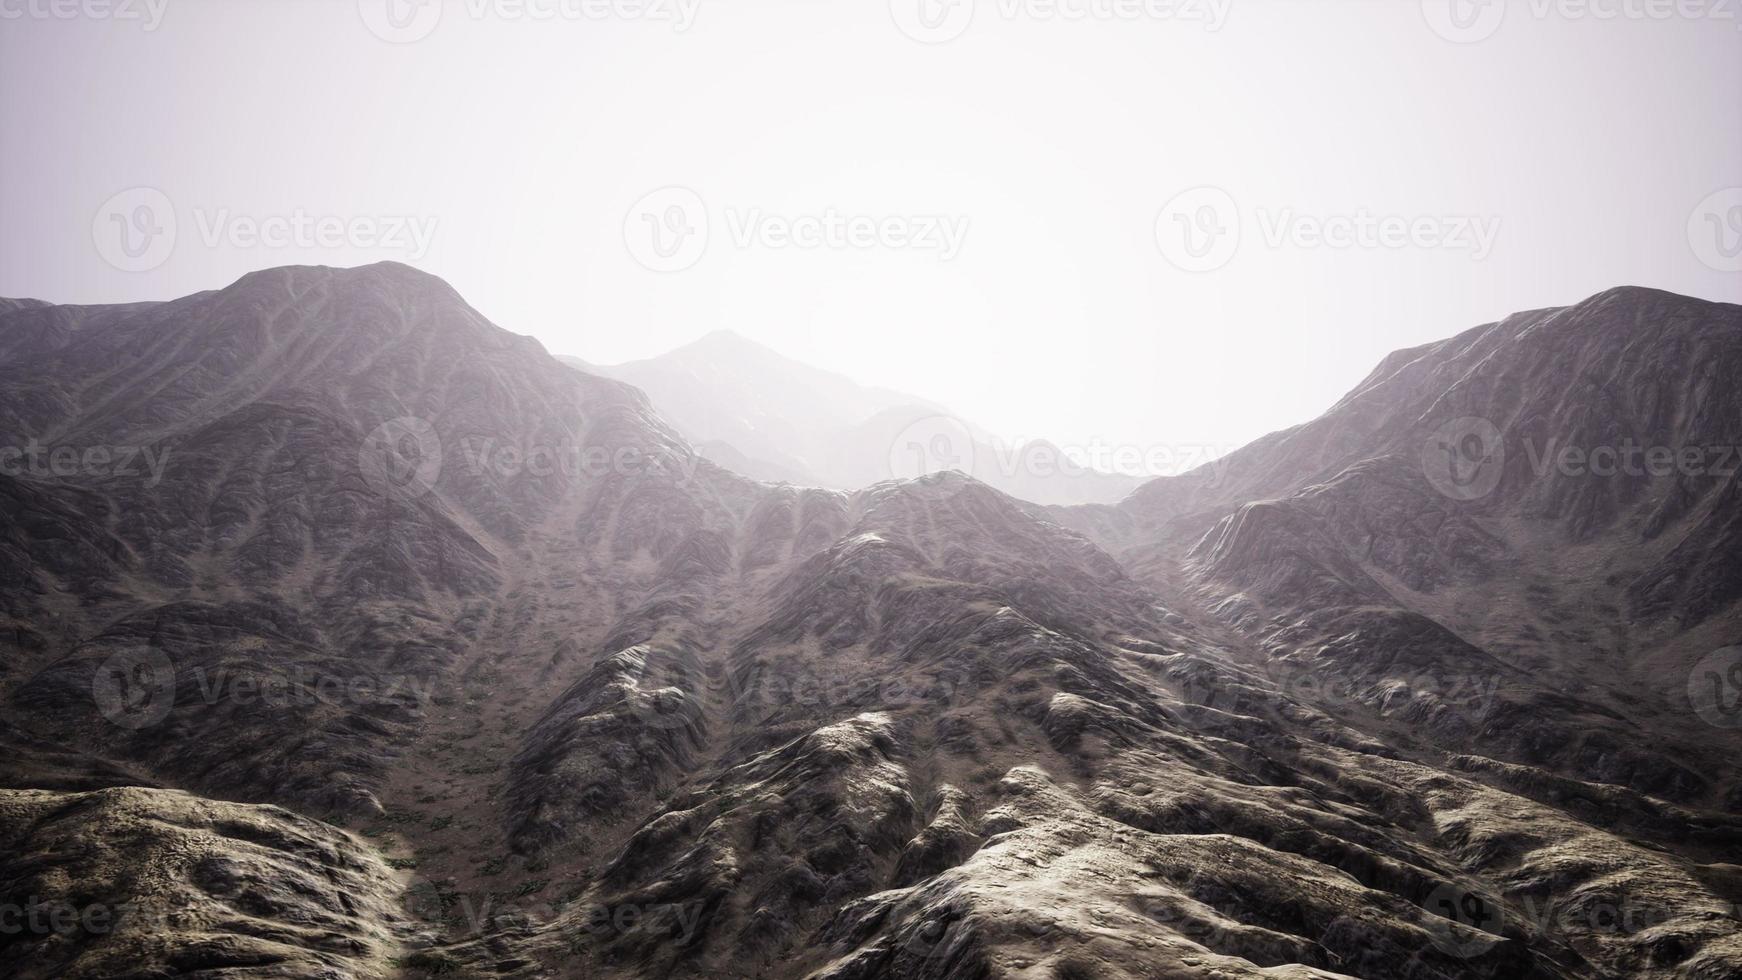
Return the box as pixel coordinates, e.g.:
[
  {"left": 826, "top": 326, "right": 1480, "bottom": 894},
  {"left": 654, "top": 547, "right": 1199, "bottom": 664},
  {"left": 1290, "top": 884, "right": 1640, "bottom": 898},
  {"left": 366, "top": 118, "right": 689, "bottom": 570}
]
[{"left": 0, "top": 786, "right": 406, "bottom": 979}]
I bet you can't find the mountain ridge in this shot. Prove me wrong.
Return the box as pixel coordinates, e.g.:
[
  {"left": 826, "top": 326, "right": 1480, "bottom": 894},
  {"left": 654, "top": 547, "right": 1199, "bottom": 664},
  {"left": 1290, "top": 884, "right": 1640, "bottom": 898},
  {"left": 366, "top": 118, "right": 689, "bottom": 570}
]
[
  {"left": 566, "top": 326, "right": 1148, "bottom": 506},
  {"left": 1, "top": 264, "right": 1738, "bottom": 979}
]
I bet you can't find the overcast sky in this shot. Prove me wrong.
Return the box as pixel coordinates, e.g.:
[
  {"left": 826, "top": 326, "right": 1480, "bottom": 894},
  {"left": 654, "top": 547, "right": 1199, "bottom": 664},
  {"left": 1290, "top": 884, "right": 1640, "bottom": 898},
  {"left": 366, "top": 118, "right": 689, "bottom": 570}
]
[{"left": 3, "top": 0, "right": 1739, "bottom": 469}]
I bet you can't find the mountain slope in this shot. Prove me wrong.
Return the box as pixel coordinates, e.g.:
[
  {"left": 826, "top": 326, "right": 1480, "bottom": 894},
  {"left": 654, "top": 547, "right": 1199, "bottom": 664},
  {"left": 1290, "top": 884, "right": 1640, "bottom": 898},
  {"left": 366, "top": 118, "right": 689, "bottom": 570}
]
[
  {"left": 0, "top": 268, "right": 1737, "bottom": 979},
  {"left": 1061, "top": 287, "right": 1742, "bottom": 805},
  {"left": 571, "top": 331, "right": 1145, "bottom": 506},
  {"left": 578, "top": 329, "right": 941, "bottom": 483}
]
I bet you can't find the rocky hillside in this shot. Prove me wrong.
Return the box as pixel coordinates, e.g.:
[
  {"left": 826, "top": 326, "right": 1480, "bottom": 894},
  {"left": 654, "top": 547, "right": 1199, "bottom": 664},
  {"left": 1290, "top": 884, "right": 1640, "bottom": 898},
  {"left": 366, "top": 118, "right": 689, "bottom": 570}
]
[{"left": 1, "top": 266, "right": 1737, "bottom": 979}]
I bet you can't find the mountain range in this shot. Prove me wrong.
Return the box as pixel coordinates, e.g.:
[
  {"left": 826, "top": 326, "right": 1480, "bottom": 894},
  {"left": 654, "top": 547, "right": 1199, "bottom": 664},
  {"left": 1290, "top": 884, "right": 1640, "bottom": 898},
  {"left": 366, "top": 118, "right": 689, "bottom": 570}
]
[
  {"left": 1, "top": 263, "right": 1738, "bottom": 979},
  {"left": 565, "top": 332, "right": 1146, "bottom": 506}
]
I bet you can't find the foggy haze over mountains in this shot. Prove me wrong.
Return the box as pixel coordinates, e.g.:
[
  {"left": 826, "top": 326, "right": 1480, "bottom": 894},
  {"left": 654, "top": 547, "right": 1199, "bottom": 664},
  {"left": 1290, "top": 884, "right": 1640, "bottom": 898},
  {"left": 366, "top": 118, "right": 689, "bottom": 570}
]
[
  {"left": 3, "top": 2, "right": 1742, "bottom": 979},
  {"left": 5, "top": 1, "right": 1739, "bottom": 460},
  {"left": 566, "top": 330, "right": 1157, "bottom": 504}
]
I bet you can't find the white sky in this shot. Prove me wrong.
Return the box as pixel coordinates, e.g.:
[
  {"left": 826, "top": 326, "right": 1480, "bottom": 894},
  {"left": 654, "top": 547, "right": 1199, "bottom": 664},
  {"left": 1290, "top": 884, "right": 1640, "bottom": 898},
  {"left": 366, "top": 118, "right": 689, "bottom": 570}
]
[{"left": 2, "top": 0, "right": 1739, "bottom": 468}]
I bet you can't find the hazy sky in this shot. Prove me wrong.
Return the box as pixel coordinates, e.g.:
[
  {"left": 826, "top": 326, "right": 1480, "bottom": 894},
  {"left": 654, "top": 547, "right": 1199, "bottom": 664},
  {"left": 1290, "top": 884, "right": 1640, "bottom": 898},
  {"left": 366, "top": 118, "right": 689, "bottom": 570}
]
[{"left": 3, "top": 0, "right": 1739, "bottom": 469}]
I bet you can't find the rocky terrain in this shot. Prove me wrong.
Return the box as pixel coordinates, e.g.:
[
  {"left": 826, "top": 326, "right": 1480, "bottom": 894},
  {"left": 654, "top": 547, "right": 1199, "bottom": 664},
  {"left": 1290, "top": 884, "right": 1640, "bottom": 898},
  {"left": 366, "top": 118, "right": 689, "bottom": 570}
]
[{"left": 0, "top": 265, "right": 1738, "bottom": 978}]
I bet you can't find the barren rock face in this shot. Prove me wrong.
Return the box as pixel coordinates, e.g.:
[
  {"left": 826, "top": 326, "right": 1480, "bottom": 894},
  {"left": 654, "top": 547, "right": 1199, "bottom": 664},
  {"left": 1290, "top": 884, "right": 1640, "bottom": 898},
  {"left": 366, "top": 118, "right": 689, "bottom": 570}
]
[
  {"left": 0, "top": 786, "right": 406, "bottom": 979},
  {"left": 1, "top": 266, "right": 1738, "bottom": 978}
]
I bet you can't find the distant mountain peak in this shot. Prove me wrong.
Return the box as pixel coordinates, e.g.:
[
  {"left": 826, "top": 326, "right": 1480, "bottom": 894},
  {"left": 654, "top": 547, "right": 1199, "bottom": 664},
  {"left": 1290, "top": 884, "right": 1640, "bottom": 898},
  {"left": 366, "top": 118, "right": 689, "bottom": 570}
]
[
  {"left": 695, "top": 327, "right": 753, "bottom": 345},
  {"left": 574, "top": 329, "right": 1143, "bottom": 505},
  {"left": 666, "top": 327, "right": 796, "bottom": 364}
]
